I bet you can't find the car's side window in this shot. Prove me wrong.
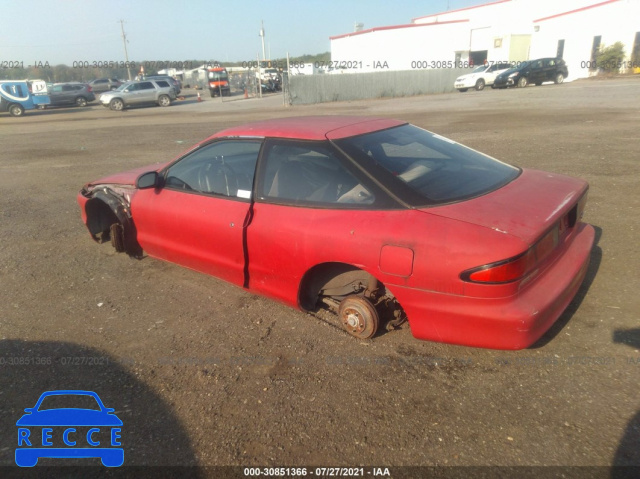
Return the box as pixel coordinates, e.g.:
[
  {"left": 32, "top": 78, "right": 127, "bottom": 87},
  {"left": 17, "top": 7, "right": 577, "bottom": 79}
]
[
  {"left": 139, "top": 82, "right": 155, "bottom": 90},
  {"left": 165, "top": 141, "right": 262, "bottom": 199},
  {"left": 259, "top": 141, "right": 375, "bottom": 206},
  {"left": 156, "top": 80, "right": 170, "bottom": 88}
]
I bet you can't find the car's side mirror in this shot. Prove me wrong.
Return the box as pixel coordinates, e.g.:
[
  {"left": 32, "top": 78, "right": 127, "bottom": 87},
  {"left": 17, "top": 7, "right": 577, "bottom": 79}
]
[{"left": 136, "top": 171, "right": 160, "bottom": 189}]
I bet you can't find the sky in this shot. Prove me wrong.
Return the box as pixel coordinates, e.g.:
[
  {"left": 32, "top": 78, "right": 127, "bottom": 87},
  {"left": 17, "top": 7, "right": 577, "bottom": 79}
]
[{"left": 0, "top": 0, "right": 493, "bottom": 65}]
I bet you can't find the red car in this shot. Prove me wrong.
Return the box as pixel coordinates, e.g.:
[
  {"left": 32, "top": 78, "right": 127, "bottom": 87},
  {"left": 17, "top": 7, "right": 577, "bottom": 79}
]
[{"left": 77, "top": 116, "right": 595, "bottom": 350}]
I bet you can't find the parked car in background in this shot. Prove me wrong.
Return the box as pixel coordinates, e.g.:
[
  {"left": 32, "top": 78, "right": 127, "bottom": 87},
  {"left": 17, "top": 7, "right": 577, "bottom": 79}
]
[
  {"left": 454, "top": 62, "right": 512, "bottom": 91},
  {"left": 47, "top": 82, "right": 95, "bottom": 107},
  {"left": 77, "top": 116, "right": 595, "bottom": 350},
  {"left": 145, "top": 75, "right": 181, "bottom": 94},
  {"left": 207, "top": 67, "right": 230, "bottom": 97},
  {"left": 88, "top": 78, "right": 122, "bottom": 93},
  {"left": 260, "top": 68, "right": 280, "bottom": 81},
  {"left": 494, "top": 58, "right": 568, "bottom": 88},
  {"left": 99, "top": 79, "right": 176, "bottom": 111},
  {"left": 0, "top": 79, "right": 49, "bottom": 117}
]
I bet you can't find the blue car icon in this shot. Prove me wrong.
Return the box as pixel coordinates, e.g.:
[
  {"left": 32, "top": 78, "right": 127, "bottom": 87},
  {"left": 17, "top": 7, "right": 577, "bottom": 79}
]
[{"left": 15, "top": 390, "right": 123, "bottom": 467}]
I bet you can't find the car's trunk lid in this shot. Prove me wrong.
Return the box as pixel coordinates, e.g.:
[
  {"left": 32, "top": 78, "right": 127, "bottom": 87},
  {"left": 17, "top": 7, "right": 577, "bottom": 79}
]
[{"left": 420, "top": 168, "right": 588, "bottom": 245}]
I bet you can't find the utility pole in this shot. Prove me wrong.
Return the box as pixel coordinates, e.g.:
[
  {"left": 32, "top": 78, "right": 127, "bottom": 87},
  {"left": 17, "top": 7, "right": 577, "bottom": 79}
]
[{"left": 120, "top": 20, "right": 132, "bottom": 81}]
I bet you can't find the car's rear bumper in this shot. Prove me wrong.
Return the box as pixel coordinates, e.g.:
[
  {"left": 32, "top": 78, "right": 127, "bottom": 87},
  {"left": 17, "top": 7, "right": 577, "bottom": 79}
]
[{"left": 391, "top": 222, "right": 595, "bottom": 350}]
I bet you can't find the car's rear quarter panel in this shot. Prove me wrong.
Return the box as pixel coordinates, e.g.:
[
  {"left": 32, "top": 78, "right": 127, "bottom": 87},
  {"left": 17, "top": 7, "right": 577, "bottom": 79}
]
[{"left": 246, "top": 203, "right": 526, "bottom": 306}]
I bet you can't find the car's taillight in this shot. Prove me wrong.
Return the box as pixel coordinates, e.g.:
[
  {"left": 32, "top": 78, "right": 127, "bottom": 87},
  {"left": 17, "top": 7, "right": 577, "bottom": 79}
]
[
  {"left": 461, "top": 224, "right": 561, "bottom": 284},
  {"left": 462, "top": 250, "right": 536, "bottom": 284},
  {"left": 87, "top": 85, "right": 93, "bottom": 92}
]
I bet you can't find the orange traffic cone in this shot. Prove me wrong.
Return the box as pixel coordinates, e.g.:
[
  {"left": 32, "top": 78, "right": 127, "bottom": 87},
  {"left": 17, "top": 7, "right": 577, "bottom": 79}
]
[
  {"left": 197, "top": 92, "right": 202, "bottom": 102},
  {"left": 244, "top": 88, "right": 248, "bottom": 99}
]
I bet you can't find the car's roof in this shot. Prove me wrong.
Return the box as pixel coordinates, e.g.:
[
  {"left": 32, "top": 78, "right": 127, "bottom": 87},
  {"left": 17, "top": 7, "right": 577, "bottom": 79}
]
[
  {"left": 210, "top": 116, "right": 406, "bottom": 141},
  {"left": 124, "top": 80, "right": 155, "bottom": 84}
]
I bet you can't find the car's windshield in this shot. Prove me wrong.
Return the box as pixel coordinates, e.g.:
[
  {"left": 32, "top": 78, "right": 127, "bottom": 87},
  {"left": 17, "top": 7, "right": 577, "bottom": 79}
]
[
  {"left": 335, "top": 124, "right": 520, "bottom": 205},
  {"left": 114, "top": 83, "right": 129, "bottom": 92},
  {"left": 38, "top": 394, "right": 101, "bottom": 411},
  {"left": 208, "top": 71, "right": 228, "bottom": 81},
  {"left": 471, "top": 65, "right": 487, "bottom": 73}
]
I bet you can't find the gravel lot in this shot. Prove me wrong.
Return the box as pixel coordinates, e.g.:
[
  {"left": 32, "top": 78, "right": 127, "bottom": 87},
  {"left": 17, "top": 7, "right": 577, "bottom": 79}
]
[{"left": 1, "top": 78, "right": 639, "bottom": 476}]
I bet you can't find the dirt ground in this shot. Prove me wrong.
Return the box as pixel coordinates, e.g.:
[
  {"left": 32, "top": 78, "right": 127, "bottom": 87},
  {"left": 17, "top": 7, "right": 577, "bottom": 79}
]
[{"left": 1, "top": 78, "right": 639, "bottom": 476}]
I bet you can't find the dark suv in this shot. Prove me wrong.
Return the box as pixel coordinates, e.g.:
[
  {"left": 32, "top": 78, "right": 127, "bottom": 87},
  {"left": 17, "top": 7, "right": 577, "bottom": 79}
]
[
  {"left": 47, "top": 82, "right": 95, "bottom": 107},
  {"left": 494, "top": 58, "right": 568, "bottom": 88},
  {"left": 88, "top": 78, "right": 122, "bottom": 93}
]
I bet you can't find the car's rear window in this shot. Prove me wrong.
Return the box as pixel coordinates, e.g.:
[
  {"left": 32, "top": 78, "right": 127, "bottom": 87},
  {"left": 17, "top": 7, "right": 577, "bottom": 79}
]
[{"left": 335, "top": 124, "right": 520, "bottom": 206}]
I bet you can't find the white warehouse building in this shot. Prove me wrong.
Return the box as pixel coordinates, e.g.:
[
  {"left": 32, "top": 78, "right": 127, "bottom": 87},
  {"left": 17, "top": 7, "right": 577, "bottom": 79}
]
[
  {"left": 531, "top": 0, "right": 640, "bottom": 80},
  {"left": 330, "top": 0, "right": 640, "bottom": 80}
]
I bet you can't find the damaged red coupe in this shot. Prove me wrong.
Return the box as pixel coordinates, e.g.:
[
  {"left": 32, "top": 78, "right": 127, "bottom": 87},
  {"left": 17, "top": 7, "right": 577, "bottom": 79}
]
[{"left": 78, "top": 116, "right": 595, "bottom": 349}]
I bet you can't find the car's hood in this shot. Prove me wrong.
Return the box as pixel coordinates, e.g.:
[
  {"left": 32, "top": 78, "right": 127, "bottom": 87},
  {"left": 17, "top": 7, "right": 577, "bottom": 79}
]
[
  {"left": 421, "top": 168, "right": 588, "bottom": 245},
  {"left": 497, "top": 68, "right": 517, "bottom": 77},
  {"left": 16, "top": 409, "right": 123, "bottom": 426},
  {"left": 87, "top": 161, "right": 171, "bottom": 187}
]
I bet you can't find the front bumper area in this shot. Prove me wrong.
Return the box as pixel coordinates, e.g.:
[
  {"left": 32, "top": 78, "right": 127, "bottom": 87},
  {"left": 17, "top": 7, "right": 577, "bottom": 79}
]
[
  {"left": 494, "top": 77, "right": 515, "bottom": 87},
  {"left": 391, "top": 223, "right": 595, "bottom": 350}
]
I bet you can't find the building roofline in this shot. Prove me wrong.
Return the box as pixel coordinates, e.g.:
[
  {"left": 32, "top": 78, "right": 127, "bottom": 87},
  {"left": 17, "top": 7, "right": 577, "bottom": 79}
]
[
  {"left": 411, "top": 0, "right": 511, "bottom": 23},
  {"left": 534, "top": 0, "right": 621, "bottom": 22},
  {"left": 330, "top": 19, "right": 469, "bottom": 41}
]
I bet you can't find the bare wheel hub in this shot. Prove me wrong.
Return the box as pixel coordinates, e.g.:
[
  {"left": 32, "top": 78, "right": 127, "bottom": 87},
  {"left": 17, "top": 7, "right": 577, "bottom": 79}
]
[
  {"left": 338, "top": 295, "right": 379, "bottom": 339},
  {"left": 343, "top": 308, "right": 364, "bottom": 332}
]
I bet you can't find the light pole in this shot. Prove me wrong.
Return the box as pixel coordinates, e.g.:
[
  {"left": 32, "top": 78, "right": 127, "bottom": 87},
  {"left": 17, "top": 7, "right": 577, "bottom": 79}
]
[{"left": 259, "top": 21, "right": 266, "bottom": 62}]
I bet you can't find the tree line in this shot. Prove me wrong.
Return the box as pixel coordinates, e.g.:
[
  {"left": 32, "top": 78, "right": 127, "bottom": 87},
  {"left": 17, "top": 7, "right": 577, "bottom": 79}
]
[{"left": 0, "top": 52, "right": 331, "bottom": 83}]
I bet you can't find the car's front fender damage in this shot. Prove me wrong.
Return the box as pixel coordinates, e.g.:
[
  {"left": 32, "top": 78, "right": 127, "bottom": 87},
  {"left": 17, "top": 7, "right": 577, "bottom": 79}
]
[{"left": 79, "top": 185, "right": 142, "bottom": 257}]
